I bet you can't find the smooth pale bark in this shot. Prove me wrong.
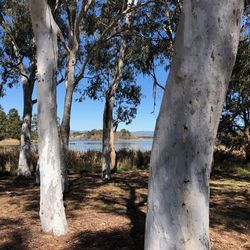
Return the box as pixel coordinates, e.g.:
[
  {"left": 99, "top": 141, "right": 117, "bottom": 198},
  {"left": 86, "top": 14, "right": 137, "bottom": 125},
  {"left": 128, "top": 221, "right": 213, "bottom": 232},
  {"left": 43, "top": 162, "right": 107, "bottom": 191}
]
[
  {"left": 102, "top": 96, "right": 115, "bottom": 179},
  {"left": 61, "top": 52, "right": 76, "bottom": 150},
  {"left": 30, "top": 0, "right": 68, "bottom": 236},
  {"left": 60, "top": 0, "right": 93, "bottom": 189},
  {"left": 110, "top": 128, "right": 116, "bottom": 169},
  {"left": 102, "top": 66, "right": 125, "bottom": 179},
  {"left": 101, "top": 0, "right": 134, "bottom": 179},
  {"left": 145, "top": 1, "right": 243, "bottom": 249},
  {"left": 17, "top": 77, "right": 33, "bottom": 176},
  {"left": 60, "top": 52, "right": 76, "bottom": 191},
  {"left": 17, "top": 63, "right": 36, "bottom": 177}
]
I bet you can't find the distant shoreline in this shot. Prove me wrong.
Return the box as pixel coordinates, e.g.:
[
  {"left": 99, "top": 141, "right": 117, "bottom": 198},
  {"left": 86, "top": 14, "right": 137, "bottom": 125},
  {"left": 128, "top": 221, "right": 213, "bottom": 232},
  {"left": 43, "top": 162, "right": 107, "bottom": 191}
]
[
  {"left": 69, "top": 137, "right": 153, "bottom": 141},
  {"left": 0, "top": 137, "right": 153, "bottom": 147}
]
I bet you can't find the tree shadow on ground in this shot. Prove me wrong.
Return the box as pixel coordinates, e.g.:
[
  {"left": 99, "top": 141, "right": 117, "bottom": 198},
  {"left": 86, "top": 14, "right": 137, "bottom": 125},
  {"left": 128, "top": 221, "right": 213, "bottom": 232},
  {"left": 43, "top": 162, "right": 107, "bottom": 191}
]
[
  {"left": 64, "top": 172, "right": 148, "bottom": 250},
  {"left": 98, "top": 173, "right": 148, "bottom": 250},
  {"left": 210, "top": 183, "right": 250, "bottom": 234},
  {"left": 0, "top": 218, "right": 30, "bottom": 250},
  {"left": 124, "top": 180, "right": 146, "bottom": 250},
  {"left": 0, "top": 171, "right": 249, "bottom": 249},
  {"left": 67, "top": 229, "right": 135, "bottom": 250}
]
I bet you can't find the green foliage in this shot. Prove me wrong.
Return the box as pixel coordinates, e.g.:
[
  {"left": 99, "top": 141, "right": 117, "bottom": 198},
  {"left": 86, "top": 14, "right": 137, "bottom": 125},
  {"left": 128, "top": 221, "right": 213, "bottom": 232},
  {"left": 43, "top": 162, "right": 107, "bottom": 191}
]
[
  {"left": 113, "top": 83, "right": 142, "bottom": 129},
  {"left": 0, "top": 105, "right": 7, "bottom": 140},
  {"left": 213, "top": 163, "right": 250, "bottom": 178},
  {"left": 213, "top": 149, "right": 250, "bottom": 178},
  {"left": 77, "top": 0, "right": 180, "bottom": 128},
  {"left": 119, "top": 129, "right": 131, "bottom": 138},
  {"left": 0, "top": 107, "right": 21, "bottom": 140},
  {"left": 70, "top": 129, "right": 136, "bottom": 140},
  {"left": 0, "top": 0, "right": 34, "bottom": 94},
  {"left": 218, "top": 38, "right": 250, "bottom": 160},
  {"left": 6, "top": 108, "right": 21, "bottom": 139},
  {"left": 85, "top": 129, "right": 103, "bottom": 140}
]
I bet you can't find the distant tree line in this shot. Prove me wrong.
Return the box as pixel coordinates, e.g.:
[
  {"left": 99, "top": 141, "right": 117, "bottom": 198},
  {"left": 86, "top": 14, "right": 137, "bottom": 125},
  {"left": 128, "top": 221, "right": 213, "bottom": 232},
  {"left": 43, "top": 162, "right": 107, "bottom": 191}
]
[
  {"left": 0, "top": 106, "right": 21, "bottom": 140},
  {"left": 70, "top": 128, "right": 133, "bottom": 140}
]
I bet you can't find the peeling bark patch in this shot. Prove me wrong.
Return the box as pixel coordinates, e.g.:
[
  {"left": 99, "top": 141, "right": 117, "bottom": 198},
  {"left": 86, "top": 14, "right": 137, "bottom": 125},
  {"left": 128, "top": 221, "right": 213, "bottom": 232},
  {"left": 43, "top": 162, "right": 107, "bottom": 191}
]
[
  {"left": 211, "top": 51, "right": 215, "bottom": 61},
  {"left": 199, "top": 234, "right": 210, "bottom": 248}
]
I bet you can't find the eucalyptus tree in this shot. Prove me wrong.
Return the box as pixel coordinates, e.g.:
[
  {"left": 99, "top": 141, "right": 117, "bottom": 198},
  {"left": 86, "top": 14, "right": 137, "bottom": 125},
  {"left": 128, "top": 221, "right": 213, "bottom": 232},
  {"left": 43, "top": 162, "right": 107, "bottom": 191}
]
[
  {"left": 86, "top": 0, "right": 140, "bottom": 179},
  {"left": 145, "top": 0, "right": 243, "bottom": 248},
  {"left": 54, "top": 0, "right": 94, "bottom": 190},
  {"left": 83, "top": 0, "right": 178, "bottom": 179},
  {"left": 85, "top": 48, "right": 142, "bottom": 177},
  {"left": 53, "top": 0, "right": 159, "bottom": 187},
  {"left": 29, "top": 0, "right": 68, "bottom": 235},
  {"left": 0, "top": 0, "right": 36, "bottom": 176}
]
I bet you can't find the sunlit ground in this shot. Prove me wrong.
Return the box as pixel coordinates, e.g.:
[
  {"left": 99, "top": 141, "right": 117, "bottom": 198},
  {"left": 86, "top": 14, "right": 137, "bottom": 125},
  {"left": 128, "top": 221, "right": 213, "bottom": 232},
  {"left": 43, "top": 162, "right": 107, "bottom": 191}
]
[{"left": 0, "top": 171, "right": 249, "bottom": 250}]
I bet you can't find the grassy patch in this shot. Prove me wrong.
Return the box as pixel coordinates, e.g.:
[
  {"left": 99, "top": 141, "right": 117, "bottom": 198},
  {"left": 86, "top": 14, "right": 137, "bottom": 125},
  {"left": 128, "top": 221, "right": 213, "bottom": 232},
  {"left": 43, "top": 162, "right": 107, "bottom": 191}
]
[{"left": 212, "top": 162, "right": 250, "bottom": 178}]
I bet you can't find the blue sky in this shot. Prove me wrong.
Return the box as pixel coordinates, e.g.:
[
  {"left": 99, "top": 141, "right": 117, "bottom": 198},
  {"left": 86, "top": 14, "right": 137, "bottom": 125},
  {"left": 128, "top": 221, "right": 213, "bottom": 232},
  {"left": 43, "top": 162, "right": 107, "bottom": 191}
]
[{"left": 0, "top": 67, "right": 167, "bottom": 132}]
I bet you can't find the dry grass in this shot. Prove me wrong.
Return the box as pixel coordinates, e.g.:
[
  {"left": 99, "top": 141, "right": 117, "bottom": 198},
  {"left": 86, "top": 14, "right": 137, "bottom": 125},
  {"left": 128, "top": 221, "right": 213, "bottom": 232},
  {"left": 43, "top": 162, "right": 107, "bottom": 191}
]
[
  {"left": 0, "top": 172, "right": 249, "bottom": 250},
  {"left": 0, "top": 139, "right": 20, "bottom": 146}
]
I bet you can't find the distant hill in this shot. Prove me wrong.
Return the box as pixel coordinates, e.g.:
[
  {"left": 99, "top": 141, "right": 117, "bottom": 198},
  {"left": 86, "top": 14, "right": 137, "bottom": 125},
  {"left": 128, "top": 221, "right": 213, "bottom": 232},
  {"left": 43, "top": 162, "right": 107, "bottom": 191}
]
[
  {"left": 70, "top": 130, "right": 87, "bottom": 133},
  {"left": 132, "top": 131, "right": 154, "bottom": 137}
]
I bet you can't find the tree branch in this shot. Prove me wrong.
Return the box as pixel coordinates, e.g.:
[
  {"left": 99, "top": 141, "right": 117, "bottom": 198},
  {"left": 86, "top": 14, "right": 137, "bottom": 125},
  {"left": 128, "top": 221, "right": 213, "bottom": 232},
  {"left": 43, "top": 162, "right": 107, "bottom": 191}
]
[
  {"left": 75, "top": 0, "right": 94, "bottom": 43},
  {"left": 75, "top": 0, "right": 154, "bottom": 86},
  {"left": 150, "top": 67, "right": 165, "bottom": 90},
  {"left": 0, "top": 11, "right": 28, "bottom": 77}
]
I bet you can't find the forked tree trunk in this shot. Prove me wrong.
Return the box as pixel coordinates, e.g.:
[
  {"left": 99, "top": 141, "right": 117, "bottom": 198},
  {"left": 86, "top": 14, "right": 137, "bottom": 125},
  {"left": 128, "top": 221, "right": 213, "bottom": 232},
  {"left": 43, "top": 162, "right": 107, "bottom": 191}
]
[
  {"left": 145, "top": 1, "right": 243, "bottom": 249},
  {"left": 59, "top": 0, "right": 92, "bottom": 190},
  {"left": 17, "top": 78, "right": 34, "bottom": 177},
  {"left": 30, "top": 0, "right": 68, "bottom": 236}
]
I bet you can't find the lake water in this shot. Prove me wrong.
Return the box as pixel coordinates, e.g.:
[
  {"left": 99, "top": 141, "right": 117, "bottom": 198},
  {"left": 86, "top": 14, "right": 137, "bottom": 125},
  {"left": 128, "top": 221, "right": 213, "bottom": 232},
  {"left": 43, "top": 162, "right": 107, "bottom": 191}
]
[{"left": 69, "top": 139, "right": 153, "bottom": 152}]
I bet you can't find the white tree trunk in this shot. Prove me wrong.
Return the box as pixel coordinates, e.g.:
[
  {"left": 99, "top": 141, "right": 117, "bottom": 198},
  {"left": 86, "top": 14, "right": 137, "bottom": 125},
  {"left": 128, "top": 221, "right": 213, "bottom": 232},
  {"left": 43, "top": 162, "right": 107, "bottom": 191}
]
[
  {"left": 30, "top": 0, "right": 68, "bottom": 236},
  {"left": 60, "top": 51, "right": 76, "bottom": 192},
  {"left": 110, "top": 128, "right": 116, "bottom": 169},
  {"left": 102, "top": 96, "right": 115, "bottom": 179},
  {"left": 145, "top": 1, "right": 243, "bottom": 249},
  {"left": 17, "top": 77, "right": 33, "bottom": 177}
]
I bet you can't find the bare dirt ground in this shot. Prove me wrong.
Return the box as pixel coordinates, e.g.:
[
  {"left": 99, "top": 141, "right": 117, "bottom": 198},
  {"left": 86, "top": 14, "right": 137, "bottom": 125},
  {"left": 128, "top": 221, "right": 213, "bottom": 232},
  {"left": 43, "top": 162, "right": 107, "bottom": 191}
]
[{"left": 0, "top": 171, "right": 249, "bottom": 250}]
